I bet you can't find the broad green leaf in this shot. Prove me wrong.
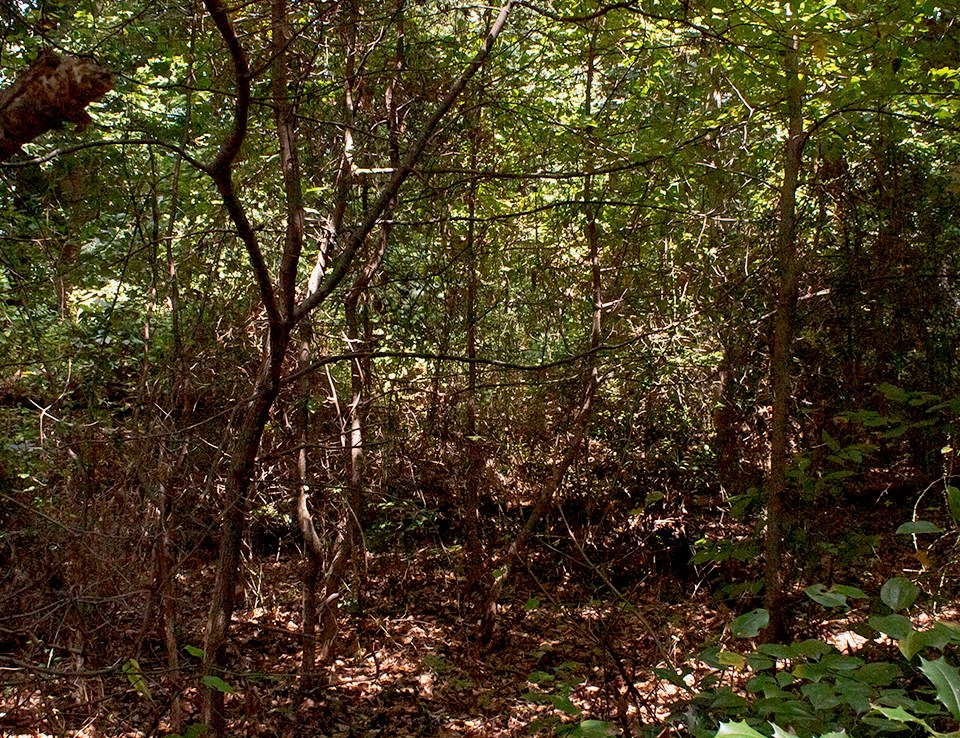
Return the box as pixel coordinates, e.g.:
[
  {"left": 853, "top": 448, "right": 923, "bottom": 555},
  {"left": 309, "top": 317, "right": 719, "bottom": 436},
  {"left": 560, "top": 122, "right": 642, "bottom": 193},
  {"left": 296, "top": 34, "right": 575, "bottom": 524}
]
[
  {"left": 202, "top": 675, "right": 235, "bottom": 694},
  {"left": 524, "top": 597, "right": 540, "bottom": 611},
  {"left": 715, "top": 720, "right": 767, "bottom": 738},
  {"left": 757, "top": 643, "right": 795, "bottom": 659},
  {"left": 869, "top": 614, "right": 914, "bottom": 639},
  {"left": 805, "top": 583, "right": 848, "bottom": 608},
  {"left": 854, "top": 661, "right": 901, "bottom": 686},
  {"left": 718, "top": 651, "right": 746, "bottom": 668},
  {"left": 794, "top": 662, "right": 830, "bottom": 681},
  {"left": 821, "top": 652, "right": 862, "bottom": 671},
  {"left": 796, "top": 639, "right": 834, "bottom": 659},
  {"left": 881, "top": 577, "right": 921, "bottom": 611},
  {"left": 528, "top": 670, "right": 554, "bottom": 684},
  {"left": 653, "top": 667, "right": 689, "bottom": 689},
  {"left": 896, "top": 521, "right": 943, "bottom": 535},
  {"left": 730, "top": 609, "right": 769, "bottom": 638},
  {"left": 184, "top": 645, "right": 205, "bottom": 658},
  {"left": 835, "top": 675, "right": 873, "bottom": 713},
  {"left": 878, "top": 382, "right": 907, "bottom": 402},
  {"left": 550, "top": 693, "right": 580, "bottom": 715},
  {"left": 123, "top": 658, "right": 152, "bottom": 700},
  {"left": 746, "top": 653, "right": 774, "bottom": 671},
  {"left": 899, "top": 629, "right": 925, "bottom": 660},
  {"left": 926, "top": 621, "right": 960, "bottom": 648},
  {"left": 920, "top": 656, "right": 960, "bottom": 719},
  {"left": 802, "top": 682, "right": 842, "bottom": 710}
]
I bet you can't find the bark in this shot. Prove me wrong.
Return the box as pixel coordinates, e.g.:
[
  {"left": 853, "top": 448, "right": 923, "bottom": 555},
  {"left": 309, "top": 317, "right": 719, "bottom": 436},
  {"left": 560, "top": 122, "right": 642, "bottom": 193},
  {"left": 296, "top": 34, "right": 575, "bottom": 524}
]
[
  {"left": 764, "top": 22, "right": 806, "bottom": 643},
  {"left": 463, "top": 119, "right": 483, "bottom": 585},
  {"left": 202, "top": 331, "right": 289, "bottom": 733},
  {"left": 0, "top": 49, "right": 112, "bottom": 161}
]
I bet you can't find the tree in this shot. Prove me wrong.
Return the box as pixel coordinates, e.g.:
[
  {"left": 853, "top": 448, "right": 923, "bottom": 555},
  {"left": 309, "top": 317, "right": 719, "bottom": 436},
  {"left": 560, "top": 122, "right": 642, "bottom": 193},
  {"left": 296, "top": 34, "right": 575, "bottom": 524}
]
[{"left": 193, "top": 0, "right": 516, "bottom": 731}]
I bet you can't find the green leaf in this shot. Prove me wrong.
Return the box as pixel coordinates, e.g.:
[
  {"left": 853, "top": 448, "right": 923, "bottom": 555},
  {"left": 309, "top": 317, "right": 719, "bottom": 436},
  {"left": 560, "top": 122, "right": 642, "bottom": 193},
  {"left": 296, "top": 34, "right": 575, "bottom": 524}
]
[
  {"left": 172, "top": 725, "right": 208, "bottom": 738},
  {"left": 715, "top": 720, "right": 767, "bottom": 738},
  {"left": 550, "top": 693, "right": 581, "bottom": 716},
  {"left": 871, "top": 704, "right": 932, "bottom": 731},
  {"left": 878, "top": 382, "right": 907, "bottom": 402},
  {"left": 805, "top": 583, "right": 849, "bottom": 608},
  {"left": 524, "top": 597, "right": 540, "bottom": 611},
  {"left": 920, "top": 656, "right": 960, "bottom": 719},
  {"left": 123, "top": 658, "right": 152, "bottom": 700},
  {"left": 202, "top": 675, "right": 235, "bottom": 694},
  {"left": 948, "top": 486, "right": 960, "bottom": 522},
  {"left": 895, "top": 521, "right": 943, "bottom": 535},
  {"left": 746, "top": 653, "right": 774, "bottom": 671},
  {"left": 922, "top": 621, "right": 960, "bottom": 650},
  {"left": 880, "top": 577, "right": 921, "bottom": 611},
  {"left": 802, "top": 682, "right": 842, "bottom": 710},
  {"left": 869, "top": 614, "right": 914, "bottom": 639},
  {"left": 795, "top": 639, "right": 834, "bottom": 659},
  {"left": 718, "top": 651, "right": 746, "bottom": 668},
  {"left": 854, "top": 661, "right": 901, "bottom": 686},
  {"left": 730, "top": 609, "right": 769, "bottom": 638},
  {"left": 184, "top": 645, "right": 205, "bottom": 658},
  {"left": 899, "top": 629, "right": 925, "bottom": 660},
  {"left": 757, "top": 643, "right": 795, "bottom": 659},
  {"left": 654, "top": 667, "right": 689, "bottom": 689},
  {"left": 569, "top": 719, "right": 617, "bottom": 737}
]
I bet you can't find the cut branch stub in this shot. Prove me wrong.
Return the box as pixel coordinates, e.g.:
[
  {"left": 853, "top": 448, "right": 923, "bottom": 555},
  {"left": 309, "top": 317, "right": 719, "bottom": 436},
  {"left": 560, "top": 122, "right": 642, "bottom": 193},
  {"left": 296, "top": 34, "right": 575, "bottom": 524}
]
[{"left": 0, "top": 49, "right": 113, "bottom": 162}]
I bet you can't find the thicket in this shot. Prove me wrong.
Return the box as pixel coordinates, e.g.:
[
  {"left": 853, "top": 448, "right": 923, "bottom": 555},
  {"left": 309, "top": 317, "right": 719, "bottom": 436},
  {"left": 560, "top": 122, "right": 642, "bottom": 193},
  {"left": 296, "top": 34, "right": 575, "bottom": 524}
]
[{"left": 1, "top": 1, "right": 959, "bottom": 736}]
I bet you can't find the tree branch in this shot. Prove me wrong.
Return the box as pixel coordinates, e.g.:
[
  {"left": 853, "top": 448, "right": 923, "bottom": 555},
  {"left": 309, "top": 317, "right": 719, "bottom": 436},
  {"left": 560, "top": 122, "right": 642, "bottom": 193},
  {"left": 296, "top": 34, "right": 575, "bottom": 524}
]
[
  {"left": 292, "top": 0, "right": 517, "bottom": 323},
  {"left": 202, "top": 0, "right": 281, "bottom": 326}
]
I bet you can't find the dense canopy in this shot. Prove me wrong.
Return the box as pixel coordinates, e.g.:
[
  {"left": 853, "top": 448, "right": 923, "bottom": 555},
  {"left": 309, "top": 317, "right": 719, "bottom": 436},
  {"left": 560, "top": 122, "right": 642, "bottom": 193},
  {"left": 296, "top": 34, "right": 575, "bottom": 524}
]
[{"left": 1, "top": 1, "right": 959, "bottom": 736}]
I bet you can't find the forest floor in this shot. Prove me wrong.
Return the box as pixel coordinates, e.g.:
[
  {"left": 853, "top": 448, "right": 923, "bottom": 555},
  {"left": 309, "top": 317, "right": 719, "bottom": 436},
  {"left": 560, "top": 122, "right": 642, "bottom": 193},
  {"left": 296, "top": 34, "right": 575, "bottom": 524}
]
[{"left": 2, "top": 501, "right": 955, "bottom": 737}]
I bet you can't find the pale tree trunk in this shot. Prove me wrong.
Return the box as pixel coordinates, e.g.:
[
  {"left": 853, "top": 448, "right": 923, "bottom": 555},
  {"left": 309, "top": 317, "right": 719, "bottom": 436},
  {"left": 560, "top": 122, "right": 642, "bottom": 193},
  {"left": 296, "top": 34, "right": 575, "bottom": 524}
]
[
  {"left": 765, "top": 18, "right": 806, "bottom": 643},
  {"left": 479, "top": 24, "right": 603, "bottom": 647}
]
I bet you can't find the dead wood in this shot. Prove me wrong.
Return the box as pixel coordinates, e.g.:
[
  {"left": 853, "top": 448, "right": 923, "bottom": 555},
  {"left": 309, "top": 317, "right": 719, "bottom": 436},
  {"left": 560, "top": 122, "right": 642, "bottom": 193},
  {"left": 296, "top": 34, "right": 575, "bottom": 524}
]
[{"left": 0, "top": 49, "right": 112, "bottom": 162}]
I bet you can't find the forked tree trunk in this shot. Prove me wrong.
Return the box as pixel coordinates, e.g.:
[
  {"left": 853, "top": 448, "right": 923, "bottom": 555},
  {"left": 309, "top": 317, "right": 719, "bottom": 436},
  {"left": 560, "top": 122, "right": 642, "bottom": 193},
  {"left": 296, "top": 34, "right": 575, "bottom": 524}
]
[
  {"left": 202, "top": 330, "right": 289, "bottom": 732},
  {"left": 198, "top": 1, "right": 515, "bottom": 731}
]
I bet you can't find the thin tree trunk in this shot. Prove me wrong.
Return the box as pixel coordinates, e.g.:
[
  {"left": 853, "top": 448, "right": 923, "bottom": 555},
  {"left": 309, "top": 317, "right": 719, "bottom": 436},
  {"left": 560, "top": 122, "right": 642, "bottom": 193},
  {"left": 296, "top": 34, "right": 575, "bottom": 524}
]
[
  {"left": 765, "top": 19, "right": 806, "bottom": 643},
  {"left": 202, "top": 331, "right": 289, "bottom": 733},
  {"left": 463, "top": 65, "right": 485, "bottom": 587}
]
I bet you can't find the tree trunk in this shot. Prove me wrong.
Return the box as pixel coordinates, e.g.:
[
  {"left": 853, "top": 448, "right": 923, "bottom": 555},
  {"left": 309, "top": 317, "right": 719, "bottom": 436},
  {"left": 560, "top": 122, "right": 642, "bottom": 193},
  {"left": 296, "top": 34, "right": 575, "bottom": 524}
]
[
  {"left": 202, "top": 328, "right": 289, "bottom": 732},
  {"left": 764, "top": 19, "right": 805, "bottom": 643},
  {"left": 198, "top": 0, "right": 515, "bottom": 728}
]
